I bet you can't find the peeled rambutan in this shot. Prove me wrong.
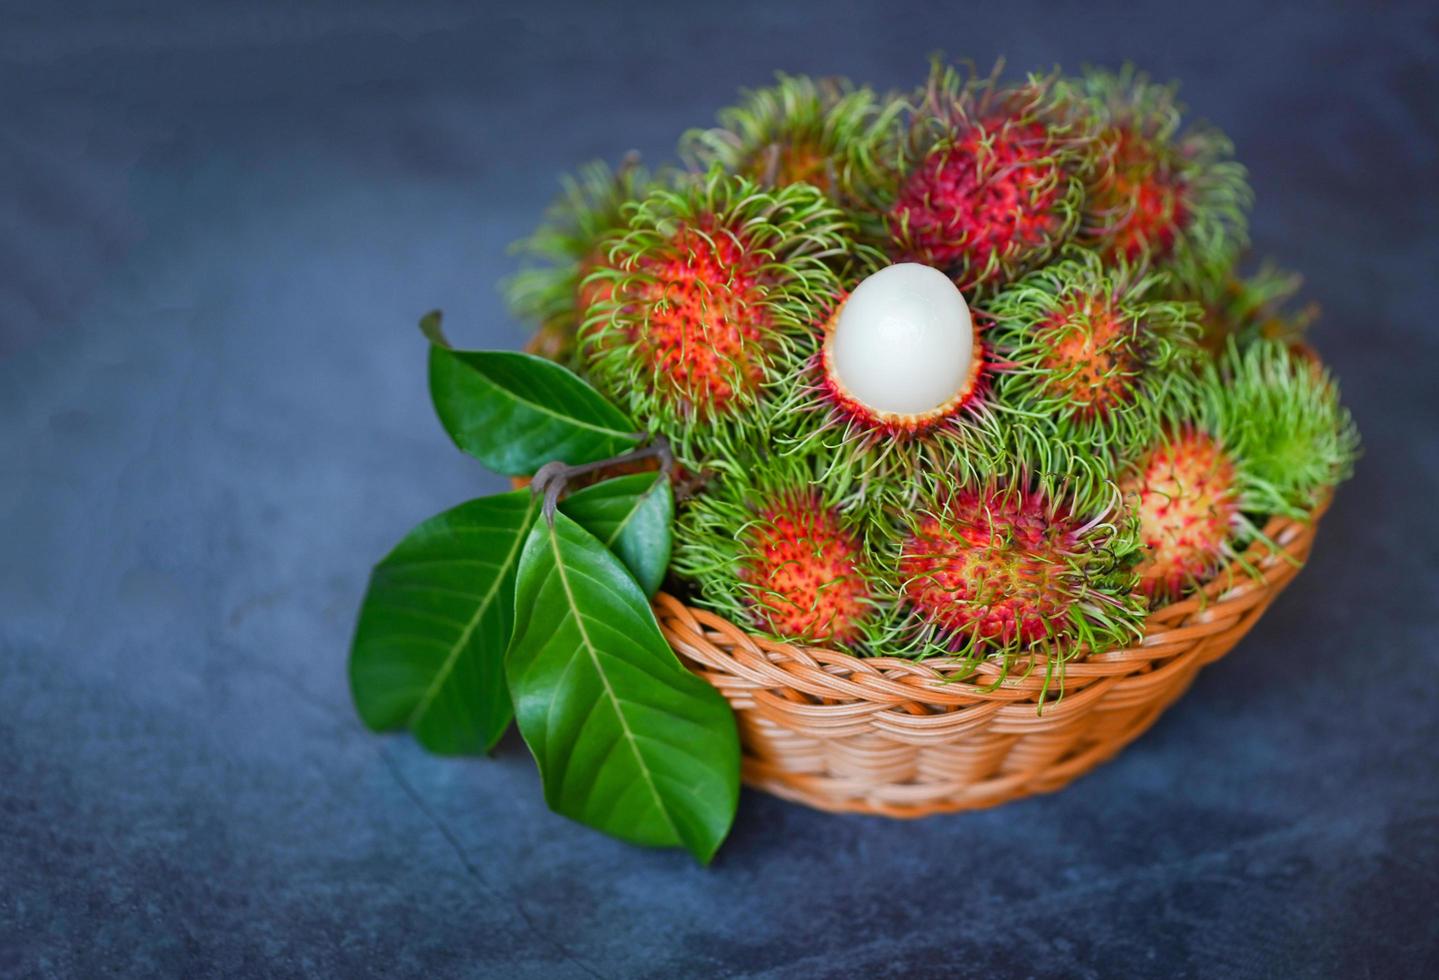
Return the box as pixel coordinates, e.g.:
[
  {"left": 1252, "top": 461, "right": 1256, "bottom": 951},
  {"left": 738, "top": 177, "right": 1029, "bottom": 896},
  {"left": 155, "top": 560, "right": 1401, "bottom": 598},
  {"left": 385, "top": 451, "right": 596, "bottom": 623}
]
[
  {"left": 885, "top": 63, "right": 1089, "bottom": 293},
  {"left": 1072, "top": 68, "right": 1251, "bottom": 299},
  {"left": 1121, "top": 427, "right": 1243, "bottom": 601},
  {"left": 819, "top": 295, "right": 988, "bottom": 442},
  {"left": 580, "top": 168, "right": 853, "bottom": 454},
  {"left": 681, "top": 73, "right": 903, "bottom": 209},
  {"left": 779, "top": 263, "right": 1000, "bottom": 487},
  {"left": 987, "top": 252, "right": 1203, "bottom": 469},
  {"left": 504, "top": 157, "right": 654, "bottom": 363},
  {"left": 880, "top": 476, "right": 1145, "bottom": 674},
  {"left": 673, "top": 455, "right": 878, "bottom": 647}
]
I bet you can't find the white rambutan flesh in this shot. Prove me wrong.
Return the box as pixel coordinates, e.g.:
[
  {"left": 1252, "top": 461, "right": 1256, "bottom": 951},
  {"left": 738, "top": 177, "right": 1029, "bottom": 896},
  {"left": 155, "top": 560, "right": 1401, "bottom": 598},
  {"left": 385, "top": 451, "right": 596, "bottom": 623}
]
[{"left": 826, "top": 263, "right": 976, "bottom": 417}]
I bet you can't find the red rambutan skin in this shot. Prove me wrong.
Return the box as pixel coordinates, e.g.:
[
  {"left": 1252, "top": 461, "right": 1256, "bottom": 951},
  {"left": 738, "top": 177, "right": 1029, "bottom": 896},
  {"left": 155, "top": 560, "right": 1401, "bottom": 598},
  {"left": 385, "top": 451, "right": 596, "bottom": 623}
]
[
  {"left": 899, "top": 488, "right": 1077, "bottom": 648},
  {"left": 816, "top": 292, "right": 989, "bottom": 439},
  {"left": 618, "top": 223, "right": 774, "bottom": 416},
  {"left": 1122, "top": 429, "right": 1240, "bottom": 601},
  {"left": 740, "top": 490, "right": 871, "bottom": 644},
  {"left": 889, "top": 119, "right": 1066, "bottom": 288},
  {"left": 1090, "top": 127, "right": 1188, "bottom": 262},
  {"left": 1037, "top": 293, "right": 1136, "bottom": 418}
]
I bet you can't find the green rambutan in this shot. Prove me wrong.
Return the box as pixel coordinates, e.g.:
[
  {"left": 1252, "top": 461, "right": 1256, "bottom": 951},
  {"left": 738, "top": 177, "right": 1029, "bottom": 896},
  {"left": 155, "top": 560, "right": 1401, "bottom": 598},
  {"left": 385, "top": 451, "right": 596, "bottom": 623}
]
[
  {"left": 680, "top": 73, "right": 904, "bottom": 210},
  {"left": 883, "top": 61, "right": 1091, "bottom": 294},
  {"left": 504, "top": 156, "right": 656, "bottom": 363},
  {"left": 986, "top": 252, "right": 1204, "bottom": 472},
  {"left": 579, "top": 167, "right": 855, "bottom": 458},
  {"left": 673, "top": 453, "right": 880, "bottom": 647},
  {"left": 1206, "top": 337, "right": 1359, "bottom": 520},
  {"left": 874, "top": 473, "right": 1146, "bottom": 691},
  {"left": 1071, "top": 67, "right": 1251, "bottom": 298}
]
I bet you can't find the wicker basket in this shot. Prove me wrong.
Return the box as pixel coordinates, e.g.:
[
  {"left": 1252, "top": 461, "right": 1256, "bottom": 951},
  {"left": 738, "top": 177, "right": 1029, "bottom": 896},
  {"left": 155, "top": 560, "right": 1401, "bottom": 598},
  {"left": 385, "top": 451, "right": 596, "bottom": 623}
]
[{"left": 653, "top": 502, "right": 1328, "bottom": 818}]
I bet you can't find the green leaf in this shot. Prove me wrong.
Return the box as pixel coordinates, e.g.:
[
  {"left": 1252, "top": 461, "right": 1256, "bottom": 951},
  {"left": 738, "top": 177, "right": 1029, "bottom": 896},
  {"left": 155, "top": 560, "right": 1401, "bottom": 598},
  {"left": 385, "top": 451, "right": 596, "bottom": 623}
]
[
  {"left": 429, "top": 346, "right": 638, "bottom": 476},
  {"left": 559, "top": 472, "right": 674, "bottom": 599},
  {"left": 349, "top": 490, "right": 540, "bottom": 755},
  {"left": 507, "top": 513, "right": 740, "bottom": 864}
]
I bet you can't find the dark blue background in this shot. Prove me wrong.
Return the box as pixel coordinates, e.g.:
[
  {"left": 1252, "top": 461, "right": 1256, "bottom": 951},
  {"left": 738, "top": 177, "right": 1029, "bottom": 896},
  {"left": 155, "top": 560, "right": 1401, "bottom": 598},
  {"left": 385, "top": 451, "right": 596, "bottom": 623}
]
[{"left": 3, "top": 2, "right": 1437, "bottom": 977}]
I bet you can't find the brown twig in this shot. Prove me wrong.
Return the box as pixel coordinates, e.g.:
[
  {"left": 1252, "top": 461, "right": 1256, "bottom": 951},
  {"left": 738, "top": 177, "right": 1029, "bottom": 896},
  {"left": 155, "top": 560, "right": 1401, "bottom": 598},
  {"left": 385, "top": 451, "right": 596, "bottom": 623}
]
[{"left": 531, "top": 436, "right": 674, "bottom": 525}]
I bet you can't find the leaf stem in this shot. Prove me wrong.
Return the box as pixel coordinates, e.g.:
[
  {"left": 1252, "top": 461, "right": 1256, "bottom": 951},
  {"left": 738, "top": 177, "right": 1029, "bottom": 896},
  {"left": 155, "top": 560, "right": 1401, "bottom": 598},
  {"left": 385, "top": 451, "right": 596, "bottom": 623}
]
[{"left": 531, "top": 436, "right": 674, "bottom": 525}]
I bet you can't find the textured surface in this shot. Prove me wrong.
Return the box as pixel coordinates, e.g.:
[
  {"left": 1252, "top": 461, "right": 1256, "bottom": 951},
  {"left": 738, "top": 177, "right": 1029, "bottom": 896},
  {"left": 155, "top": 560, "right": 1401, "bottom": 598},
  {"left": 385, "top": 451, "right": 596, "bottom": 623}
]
[{"left": 2, "top": 2, "right": 1437, "bottom": 977}]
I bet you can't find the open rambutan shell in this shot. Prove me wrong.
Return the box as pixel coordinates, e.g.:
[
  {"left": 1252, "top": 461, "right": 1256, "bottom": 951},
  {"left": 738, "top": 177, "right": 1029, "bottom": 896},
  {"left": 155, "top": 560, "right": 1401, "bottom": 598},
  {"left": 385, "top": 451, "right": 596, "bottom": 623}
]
[{"left": 814, "top": 289, "right": 990, "bottom": 441}]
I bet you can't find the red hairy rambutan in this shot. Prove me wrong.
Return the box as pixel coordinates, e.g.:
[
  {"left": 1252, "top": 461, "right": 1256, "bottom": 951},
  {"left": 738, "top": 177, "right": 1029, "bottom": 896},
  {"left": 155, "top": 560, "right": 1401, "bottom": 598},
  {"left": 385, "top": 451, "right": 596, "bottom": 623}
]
[
  {"left": 673, "top": 453, "right": 879, "bottom": 648},
  {"left": 739, "top": 489, "right": 873, "bottom": 644},
  {"left": 681, "top": 73, "right": 903, "bottom": 209},
  {"left": 882, "top": 478, "right": 1146, "bottom": 670},
  {"left": 620, "top": 223, "right": 773, "bottom": 414},
  {"left": 1087, "top": 126, "right": 1188, "bottom": 264},
  {"left": 581, "top": 170, "right": 851, "bottom": 451},
  {"left": 1032, "top": 291, "right": 1138, "bottom": 418},
  {"left": 891, "top": 120, "right": 1070, "bottom": 289},
  {"left": 986, "top": 253, "right": 1202, "bottom": 473},
  {"left": 505, "top": 157, "right": 653, "bottom": 363},
  {"left": 885, "top": 63, "right": 1088, "bottom": 293},
  {"left": 1121, "top": 427, "right": 1242, "bottom": 601},
  {"left": 1072, "top": 67, "right": 1251, "bottom": 299},
  {"left": 899, "top": 487, "right": 1079, "bottom": 648}
]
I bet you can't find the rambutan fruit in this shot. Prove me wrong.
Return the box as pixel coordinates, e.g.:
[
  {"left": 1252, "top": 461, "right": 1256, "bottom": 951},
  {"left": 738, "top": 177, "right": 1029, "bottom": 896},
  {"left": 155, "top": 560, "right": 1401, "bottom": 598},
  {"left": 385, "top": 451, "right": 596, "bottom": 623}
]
[
  {"left": 580, "top": 167, "right": 855, "bottom": 459},
  {"left": 1206, "top": 337, "right": 1359, "bottom": 520},
  {"left": 874, "top": 473, "right": 1145, "bottom": 691},
  {"left": 1071, "top": 67, "right": 1251, "bottom": 299},
  {"left": 1120, "top": 337, "right": 1358, "bottom": 602},
  {"left": 673, "top": 453, "right": 880, "bottom": 647},
  {"left": 883, "top": 62, "right": 1091, "bottom": 294},
  {"left": 1121, "top": 426, "right": 1244, "bottom": 601},
  {"left": 504, "top": 156, "right": 656, "bottom": 364},
  {"left": 777, "top": 262, "right": 1001, "bottom": 487},
  {"left": 986, "top": 252, "right": 1204, "bottom": 472},
  {"left": 1193, "top": 263, "right": 1318, "bottom": 354},
  {"left": 681, "top": 73, "right": 904, "bottom": 210}
]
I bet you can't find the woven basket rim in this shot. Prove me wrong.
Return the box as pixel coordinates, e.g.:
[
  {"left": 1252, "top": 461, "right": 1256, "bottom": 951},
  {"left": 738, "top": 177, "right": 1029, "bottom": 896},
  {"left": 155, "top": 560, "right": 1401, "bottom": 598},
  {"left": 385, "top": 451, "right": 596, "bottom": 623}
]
[{"left": 656, "top": 497, "right": 1329, "bottom": 709}]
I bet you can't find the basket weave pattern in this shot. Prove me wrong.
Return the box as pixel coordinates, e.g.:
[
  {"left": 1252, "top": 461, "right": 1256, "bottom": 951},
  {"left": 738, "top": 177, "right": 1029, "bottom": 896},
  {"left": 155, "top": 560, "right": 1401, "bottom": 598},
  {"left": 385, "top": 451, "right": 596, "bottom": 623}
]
[{"left": 655, "top": 504, "right": 1326, "bottom": 818}]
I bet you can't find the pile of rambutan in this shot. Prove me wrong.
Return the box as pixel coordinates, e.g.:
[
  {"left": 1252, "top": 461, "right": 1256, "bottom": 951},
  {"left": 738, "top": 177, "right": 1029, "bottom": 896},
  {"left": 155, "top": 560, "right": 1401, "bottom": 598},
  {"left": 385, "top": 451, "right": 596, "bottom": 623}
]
[
  {"left": 506, "top": 58, "right": 1358, "bottom": 697},
  {"left": 352, "top": 58, "right": 1359, "bottom": 861}
]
